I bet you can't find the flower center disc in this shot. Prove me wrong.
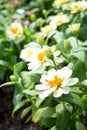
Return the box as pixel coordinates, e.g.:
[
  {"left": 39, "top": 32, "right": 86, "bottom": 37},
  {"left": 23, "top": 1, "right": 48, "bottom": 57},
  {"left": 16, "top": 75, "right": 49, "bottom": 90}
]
[
  {"left": 27, "top": 50, "right": 32, "bottom": 56},
  {"left": 38, "top": 52, "right": 45, "bottom": 61},
  {"left": 45, "top": 75, "right": 62, "bottom": 87},
  {"left": 11, "top": 27, "right": 19, "bottom": 33}
]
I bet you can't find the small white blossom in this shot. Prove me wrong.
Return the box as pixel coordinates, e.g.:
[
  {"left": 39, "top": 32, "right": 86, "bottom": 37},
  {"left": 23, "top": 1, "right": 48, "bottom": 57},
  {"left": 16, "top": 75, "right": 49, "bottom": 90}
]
[
  {"left": 20, "top": 42, "right": 40, "bottom": 62},
  {"left": 67, "top": 1, "right": 87, "bottom": 13},
  {"left": 41, "top": 24, "right": 56, "bottom": 37},
  {"left": 35, "top": 67, "right": 78, "bottom": 99},
  {"left": 50, "top": 13, "right": 70, "bottom": 27},
  {"left": 27, "top": 48, "right": 53, "bottom": 71},
  {"left": 6, "top": 21, "right": 23, "bottom": 40},
  {"left": 53, "top": 0, "right": 69, "bottom": 8}
]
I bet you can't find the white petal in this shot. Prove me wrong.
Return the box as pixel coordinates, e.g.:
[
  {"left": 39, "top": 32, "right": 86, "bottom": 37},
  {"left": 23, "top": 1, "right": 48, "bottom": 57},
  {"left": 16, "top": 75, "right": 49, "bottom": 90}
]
[
  {"left": 61, "top": 79, "right": 71, "bottom": 87},
  {"left": 26, "top": 42, "right": 41, "bottom": 48},
  {"left": 48, "top": 69, "right": 56, "bottom": 79},
  {"left": 40, "top": 75, "right": 49, "bottom": 84},
  {"left": 57, "top": 67, "right": 72, "bottom": 79},
  {"left": 54, "top": 51, "right": 61, "bottom": 57},
  {"left": 66, "top": 78, "right": 79, "bottom": 86},
  {"left": 35, "top": 84, "right": 50, "bottom": 90},
  {"left": 53, "top": 88, "right": 63, "bottom": 97},
  {"left": 39, "top": 87, "right": 57, "bottom": 99},
  {"left": 53, "top": 86, "right": 70, "bottom": 98},
  {"left": 62, "top": 86, "right": 70, "bottom": 94},
  {"left": 28, "top": 62, "right": 39, "bottom": 70}
]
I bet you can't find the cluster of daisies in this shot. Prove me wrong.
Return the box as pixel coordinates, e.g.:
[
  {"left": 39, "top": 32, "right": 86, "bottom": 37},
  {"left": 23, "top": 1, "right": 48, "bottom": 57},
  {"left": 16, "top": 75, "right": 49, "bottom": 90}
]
[
  {"left": 20, "top": 42, "right": 78, "bottom": 99},
  {"left": 5, "top": 0, "right": 87, "bottom": 100}
]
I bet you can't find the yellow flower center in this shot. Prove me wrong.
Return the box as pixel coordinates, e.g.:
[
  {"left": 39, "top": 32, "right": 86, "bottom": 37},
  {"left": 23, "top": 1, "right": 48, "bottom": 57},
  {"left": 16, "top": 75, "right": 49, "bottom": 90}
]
[
  {"left": 11, "top": 27, "right": 19, "bottom": 33},
  {"left": 26, "top": 50, "right": 32, "bottom": 56},
  {"left": 45, "top": 75, "right": 62, "bottom": 87},
  {"left": 37, "top": 52, "right": 45, "bottom": 61},
  {"left": 73, "top": 4, "right": 81, "bottom": 10}
]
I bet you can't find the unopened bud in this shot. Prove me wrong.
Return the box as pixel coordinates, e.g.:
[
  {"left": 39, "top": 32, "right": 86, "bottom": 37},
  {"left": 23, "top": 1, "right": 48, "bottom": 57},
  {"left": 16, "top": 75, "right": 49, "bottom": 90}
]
[{"left": 10, "top": 75, "right": 17, "bottom": 81}]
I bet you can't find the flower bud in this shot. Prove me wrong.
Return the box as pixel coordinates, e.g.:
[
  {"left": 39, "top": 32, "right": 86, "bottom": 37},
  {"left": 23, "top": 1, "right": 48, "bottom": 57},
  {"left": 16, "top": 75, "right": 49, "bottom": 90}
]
[
  {"left": 37, "top": 18, "right": 43, "bottom": 27},
  {"left": 10, "top": 75, "right": 17, "bottom": 81},
  {"left": 30, "top": 14, "right": 36, "bottom": 21},
  {"left": 64, "top": 39, "right": 71, "bottom": 51},
  {"left": 69, "top": 23, "right": 80, "bottom": 36}
]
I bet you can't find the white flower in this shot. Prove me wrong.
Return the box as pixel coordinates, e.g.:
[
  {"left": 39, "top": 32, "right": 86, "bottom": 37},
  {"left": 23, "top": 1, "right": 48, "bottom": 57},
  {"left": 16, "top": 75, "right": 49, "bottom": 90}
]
[
  {"left": 69, "top": 23, "right": 80, "bottom": 33},
  {"left": 41, "top": 24, "right": 56, "bottom": 37},
  {"left": 27, "top": 48, "right": 53, "bottom": 71},
  {"left": 20, "top": 47, "right": 35, "bottom": 62},
  {"left": 43, "top": 45, "right": 64, "bottom": 64},
  {"left": 17, "top": 8, "right": 25, "bottom": 14},
  {"left": 51, "top": 45, "right": 64, "bottom": 64},
  {"left": 50, "top": 13, "right": 70, "bottom": 27},
  {"left": 35, "top": 67, "right": 78, "bottom": 99},
  {"left": 20, "top": 42, "right": 40, "bottom": 62},
  {"left": 53, "top": 0, "right": 69, "bottom": 8},
  {"left": 6, "top": 21, "right": 23, "bottom": 40},
  {"left": 67, "top": 1, "right": 87, "bottom": 13}
]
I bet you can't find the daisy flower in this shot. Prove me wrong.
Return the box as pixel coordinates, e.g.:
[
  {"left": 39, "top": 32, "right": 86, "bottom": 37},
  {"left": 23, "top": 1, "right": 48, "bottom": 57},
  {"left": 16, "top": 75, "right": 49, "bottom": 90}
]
[
  {"left": 35, "top": 67, "right": 78, "bottom": 99},
  {"left": 6, "top": 21, "right": 23, "bottom": 40},
  {"left": 67, "top": 1, "right": 87, "bottom": 13},
  {"left": 50, "top": 13, "right": 70, "bottom": 27},
  {"left": 53, "top": 0, "right": 69, "bottom": 8},
  {"left": 20, "top": 42, "right": 40, "bottom": 62},
  {"left": 27, "top": 48, "right": 53, "bottom": 71},
  {"left": 41, "top": 24, "right": 56, "bottom": 37}
]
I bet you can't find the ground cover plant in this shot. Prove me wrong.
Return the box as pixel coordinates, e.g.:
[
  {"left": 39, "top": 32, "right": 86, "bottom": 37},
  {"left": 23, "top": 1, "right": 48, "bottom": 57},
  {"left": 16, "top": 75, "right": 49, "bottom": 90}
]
[{"left": 0, "top": 0, "right": 87, "bottom": 130}]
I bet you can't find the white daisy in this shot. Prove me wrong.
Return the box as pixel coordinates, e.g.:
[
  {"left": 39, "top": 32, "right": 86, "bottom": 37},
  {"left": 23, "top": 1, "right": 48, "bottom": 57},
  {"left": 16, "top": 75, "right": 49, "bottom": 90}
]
[
  {"left": 27, "top": 48, "right": 53, "bottom": 71},
  {"left": 50, "top": 13, "right": 70, "bottom": 27},
  {"left": 35, "top": 67, "right": 78, "bottom": 99},
  {"left": 67, "top": 1, "right": 87, "bottom": 13},
  {"left": 6, "top": 21, "right": 23, "bottom": 40},
  {"left": 20, "top": 42, "right": 40, "bottom": 62}
]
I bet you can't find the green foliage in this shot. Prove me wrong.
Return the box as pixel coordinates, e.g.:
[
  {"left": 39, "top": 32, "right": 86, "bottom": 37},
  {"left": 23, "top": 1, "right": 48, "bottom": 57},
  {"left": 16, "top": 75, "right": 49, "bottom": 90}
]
[{"left": 0, "top": 0, "right": 87, "bottom": 130}]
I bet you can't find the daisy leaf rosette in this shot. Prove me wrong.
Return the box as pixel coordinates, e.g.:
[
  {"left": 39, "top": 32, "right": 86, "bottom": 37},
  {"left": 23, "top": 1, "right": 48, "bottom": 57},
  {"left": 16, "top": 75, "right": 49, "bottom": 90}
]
[{"left": 35, "top": 66, "right": 78, "bottom": 99}]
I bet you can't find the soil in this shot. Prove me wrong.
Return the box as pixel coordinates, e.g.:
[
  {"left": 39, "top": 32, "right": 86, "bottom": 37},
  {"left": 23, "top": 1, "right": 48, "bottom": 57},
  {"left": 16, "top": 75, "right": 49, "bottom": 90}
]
[{"left": 0, "top": 86, "right": 47, "bottom": 130}]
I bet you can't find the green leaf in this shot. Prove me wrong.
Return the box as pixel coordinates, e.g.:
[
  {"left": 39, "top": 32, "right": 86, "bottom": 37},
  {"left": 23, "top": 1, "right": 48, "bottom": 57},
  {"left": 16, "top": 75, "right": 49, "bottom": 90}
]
[
  {"left": 45, "top": 30, "right": 57, "bottom": 44},
  {"left": 58, "top": 93, "right": 83, "bottom": 107},
  {"left": 71, "top": 87, "right": 81, "bottom": 93},
  {"left": 53, "top": 31, "right": 64, "bottom": 43},
  {"left": 35, "top": 97, "right": 44, "bottom": 108},
  {"left": 79, "top": 25, "right": 87, "bottom": 40},
  {"left": 50, "top": 126, "right": 57, "bottom": 130},
  {"left": 12, "top": 99, "right": 28, "bottom": 117},
  {"left": 13, "top": 86, "right": 22, "bottom": 106},
  {"left": 14, "top": 61, "right": 25, "bottom": 77},
  {"left": 0, "top": 81, "right": 16, "bottom": 88},
  {"left": 23, "top": 89, "right": 39, "bottom": 96},
  {"left": 85, "top": 52, "right": 87, "bottom": 69},
  {"left": 67, "top": 93, "right": 83, "bottom": 107},
  {"left": 32, "top": 107, "right": 55, "bottom": 123},
  {"left": 76, "top": 121, "right": 86, "bottom": 130},
  {"left": 21, "top": 106, "right": 31, "bottom": 119},
  {"left": 20, "top": 71, "right": 40, "bottom": 88},
  {"left": 68, "top": 36, "right": 78, "bottom": 48},
  {"left": 56, "top": 104, "right": 70, "bottom": 130},
  {"left": 14, "top": 35, "right": 25, "bottom": 44},
  {"left": 71, "top": 51, "right": 85, "bottom": 62},
  {"left": 41, "top": 117, "right": 56, "bottom": 128},
  {"left": 0, "top": 60, "right": 13, "bottom": 70}
]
